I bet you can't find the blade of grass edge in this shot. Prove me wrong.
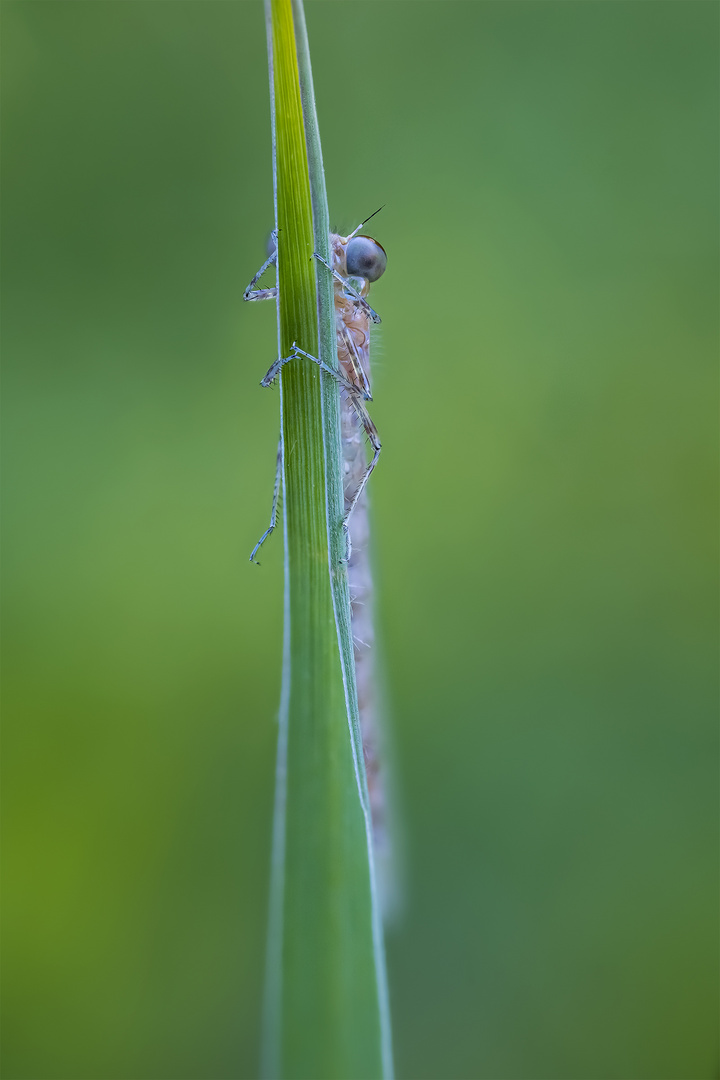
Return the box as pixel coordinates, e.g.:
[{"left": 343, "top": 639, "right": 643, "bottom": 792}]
[
  {"left": 260, "top": 2, "right": 392, "bottom": 1076},
  {"left": 260, "top": 12, "right": 285, "bottom": 1077}
]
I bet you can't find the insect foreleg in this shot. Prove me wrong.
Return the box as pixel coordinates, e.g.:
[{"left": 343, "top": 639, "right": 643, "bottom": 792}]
[
  {"left": 245, "top": 287, "right": 278, "bottom": 302},
  {"left": 312, "top": 253, "right": 382, "bottom": 325},
  {"left": 243, "top": 250, "right": 278, "bottom": 302},
  {"left": 249, "top": 434, "right": 283, "bottom": 565}
]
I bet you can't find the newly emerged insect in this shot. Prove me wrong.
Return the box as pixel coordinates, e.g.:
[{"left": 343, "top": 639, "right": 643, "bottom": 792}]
[{"left": 244, "top": 211, "right": 391, "bottom": 886}]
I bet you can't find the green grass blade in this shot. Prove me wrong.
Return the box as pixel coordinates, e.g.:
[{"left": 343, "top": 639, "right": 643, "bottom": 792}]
[
  {"left": 291, "top": 4, "right": 394, "bottom": 1075},
  {"left": 260, "top": 2, "right": 393, "bottom": 1077}
]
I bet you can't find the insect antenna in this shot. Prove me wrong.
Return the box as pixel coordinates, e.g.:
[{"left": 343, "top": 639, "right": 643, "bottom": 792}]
[{"left": 347, "top": 205, "right": 385, "bottom": 240}]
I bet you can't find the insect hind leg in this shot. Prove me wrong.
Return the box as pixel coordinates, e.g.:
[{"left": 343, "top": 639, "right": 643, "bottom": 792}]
[
  {"left": 249, "top": 435, "right": 283, "bottom": 565},
  {"left": 341, "top": 394, "right": 381, "bottom": 562}
]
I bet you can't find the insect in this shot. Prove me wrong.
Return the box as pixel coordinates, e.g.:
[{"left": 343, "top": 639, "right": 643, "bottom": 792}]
[
  {"left": 244, "top": 217, "right": 391, "bottom": 887},
  {"left": 243, "top": 212, "right": 387, "bottom": 567}
]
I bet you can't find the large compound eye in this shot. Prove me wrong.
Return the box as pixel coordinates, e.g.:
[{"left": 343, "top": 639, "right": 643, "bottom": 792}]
[{"left": 346, "top": 235, "right": 387, "bottom": 282}]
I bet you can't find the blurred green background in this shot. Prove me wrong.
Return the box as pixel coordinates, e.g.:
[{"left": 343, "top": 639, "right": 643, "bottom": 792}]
[{"left": 2, "top": 2, "right": 717, "bottom": 1077}]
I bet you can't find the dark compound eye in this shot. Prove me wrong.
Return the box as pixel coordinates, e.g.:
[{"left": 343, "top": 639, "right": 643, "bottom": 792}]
[{"left": 346, "top": 235, "right": 387, "bottom": 283}]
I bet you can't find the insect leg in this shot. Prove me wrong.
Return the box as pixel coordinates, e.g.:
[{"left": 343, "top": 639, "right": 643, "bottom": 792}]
[
  {"left": 244, "top": 250, "right": 277, "bottom": 302},
  {"left": 261, "top": 344, "right": 357, "bottom": 394},
  {"left": 341, "top": 393, "right": 382, "bottom": 561},
  {"left": 312, "top": 253, "right": 382, "bottom": 325},
  {"left": 258, "top": 344, "right": 379, "bottom": 563},
  {"left": 249, "top": 434, "right": 283, "bottom": 565},
  {"left": 338, "top": 318, "right": 372, "bottom": 401}
]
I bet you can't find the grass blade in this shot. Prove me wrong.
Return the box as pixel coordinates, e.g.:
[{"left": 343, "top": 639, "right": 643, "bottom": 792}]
[{"left": 260, "top": 2, "right": 393, "bottom": 1076}]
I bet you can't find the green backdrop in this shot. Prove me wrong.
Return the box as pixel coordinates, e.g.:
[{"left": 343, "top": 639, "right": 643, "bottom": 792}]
[{"left": 3, "top": 2, "right": 717, "bottom": 1078}]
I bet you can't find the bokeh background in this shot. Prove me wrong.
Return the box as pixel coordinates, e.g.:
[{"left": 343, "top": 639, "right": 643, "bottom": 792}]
[{"left": 3, "top": 2, "right": 717, "bottom": 1077}]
